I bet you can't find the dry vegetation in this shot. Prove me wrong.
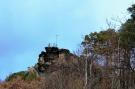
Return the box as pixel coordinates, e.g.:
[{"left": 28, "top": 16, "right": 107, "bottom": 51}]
[
  {"left": 0, "top": 59, "right": 119, "bottom": 89},
  {"left": 0, "top": 77, "right": 42, "bottom": 89},
  {"left": 0, "top": 61, "right": 85, "bottom": 89}
]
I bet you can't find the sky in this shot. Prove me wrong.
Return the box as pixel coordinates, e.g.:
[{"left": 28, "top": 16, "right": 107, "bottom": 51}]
[{"left": 0, "top": 0, "right": 134, "bottom": 80}]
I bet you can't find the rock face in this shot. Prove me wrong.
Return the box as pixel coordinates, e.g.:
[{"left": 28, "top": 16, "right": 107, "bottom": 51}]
[
  {"left": 6, "top": 46, "right": 79, "bottom": 81},
  {"left": 33, "top": 46, "right": 78, "bottom": 76}
]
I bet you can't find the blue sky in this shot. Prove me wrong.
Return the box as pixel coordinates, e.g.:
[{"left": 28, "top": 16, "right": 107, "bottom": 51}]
[{"left": 0, "top": 0, "right": 134, "bottom": 80}]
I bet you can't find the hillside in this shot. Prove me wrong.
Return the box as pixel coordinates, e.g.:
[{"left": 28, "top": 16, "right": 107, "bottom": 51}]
[
  {"left": 6, "top": 46, "right": 79, "bottom": 81},
  {"left": 1, "top": 3, "right": 135, "bottom": 89},
  {"left": 0, "top": 46, "right": 86, "bottom": 89}
]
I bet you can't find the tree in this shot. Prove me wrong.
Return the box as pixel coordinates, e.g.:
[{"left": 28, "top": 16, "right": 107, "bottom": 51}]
[
  {"left": 81, "top": 29, "right": 119, "bottom": 89},
  {"left": 116, "top": 4, "right": 135, "bottom": 89}
]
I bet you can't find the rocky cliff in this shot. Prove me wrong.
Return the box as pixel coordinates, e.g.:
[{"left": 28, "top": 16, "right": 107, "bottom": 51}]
[
  {"left": 32, "top": 46, "right": 78, "bottom": 77},
  {"left": 6, "top": 46, "right": 79, "bottom": 81}
]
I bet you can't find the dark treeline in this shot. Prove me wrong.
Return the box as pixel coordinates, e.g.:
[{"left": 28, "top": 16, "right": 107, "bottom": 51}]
[{"left": 80, "top": 4, "right": 135, "bottom": 89}]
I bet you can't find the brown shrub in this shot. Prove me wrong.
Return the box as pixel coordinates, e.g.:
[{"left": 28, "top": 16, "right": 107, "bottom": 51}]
[{"left": 0, "top": 77, "right": 42, "bottom": 89}]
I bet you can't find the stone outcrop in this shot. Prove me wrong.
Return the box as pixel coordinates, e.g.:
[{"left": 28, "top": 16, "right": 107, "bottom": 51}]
[
  {"left": 33, "top": 46, "right": 78, "bottom": 76},
  {"left": 6, "top": 46, "right": 79, "bottom": 81}
]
